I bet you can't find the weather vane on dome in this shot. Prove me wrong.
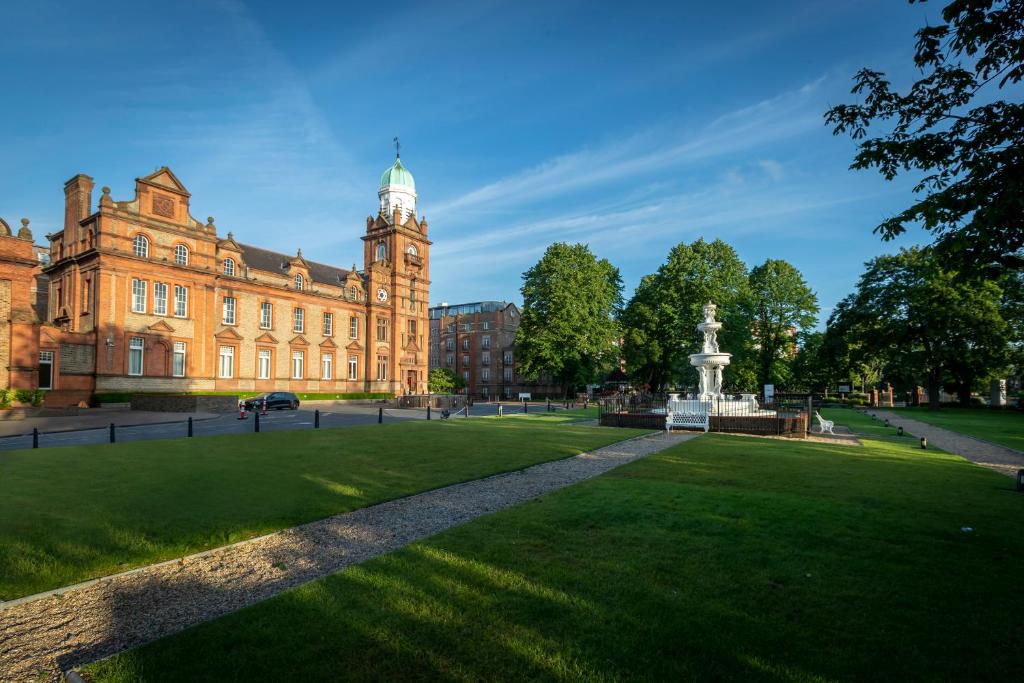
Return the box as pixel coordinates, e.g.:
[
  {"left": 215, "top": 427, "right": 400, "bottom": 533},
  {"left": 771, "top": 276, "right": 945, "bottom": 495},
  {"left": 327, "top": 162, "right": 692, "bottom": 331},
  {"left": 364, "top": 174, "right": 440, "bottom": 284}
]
[{"left": 393, "top": 136, "right": 400, "bottom": 159}]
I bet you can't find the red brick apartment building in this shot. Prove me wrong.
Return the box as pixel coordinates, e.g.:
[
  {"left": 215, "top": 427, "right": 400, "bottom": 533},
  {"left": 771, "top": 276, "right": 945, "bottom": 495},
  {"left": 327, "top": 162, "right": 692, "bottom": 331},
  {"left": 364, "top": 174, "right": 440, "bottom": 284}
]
[
  {"left": 428, "top": 301, "right": 559, "bottom": 399},
  {"left": 0, "top": 156, "right": 430, "bottom": 406}
]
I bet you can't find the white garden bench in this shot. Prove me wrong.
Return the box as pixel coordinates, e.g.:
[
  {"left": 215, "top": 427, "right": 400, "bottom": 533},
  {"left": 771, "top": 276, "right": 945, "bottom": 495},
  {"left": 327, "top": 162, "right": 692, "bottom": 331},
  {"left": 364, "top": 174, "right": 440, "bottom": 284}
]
[
  {"left": 665, "top": 403, "right": 710, "bottom": 433},
  {"left": 814, "top": 411, "right": 835, "bottom": 435}
]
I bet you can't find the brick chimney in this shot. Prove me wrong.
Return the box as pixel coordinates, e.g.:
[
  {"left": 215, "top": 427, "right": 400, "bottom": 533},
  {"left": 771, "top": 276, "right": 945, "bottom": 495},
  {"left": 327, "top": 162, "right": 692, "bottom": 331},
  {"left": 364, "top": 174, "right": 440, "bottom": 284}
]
[{"left": 64, "top": 173, "right": 95, "bottom": 235}]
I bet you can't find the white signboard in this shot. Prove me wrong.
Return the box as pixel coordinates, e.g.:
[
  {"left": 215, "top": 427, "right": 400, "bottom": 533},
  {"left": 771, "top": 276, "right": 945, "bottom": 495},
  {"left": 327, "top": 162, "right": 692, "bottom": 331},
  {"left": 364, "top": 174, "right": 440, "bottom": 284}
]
[
  {"left": 764, "top": 384, "right": 775, "bottom": 403},
  {"left": 518, "top": 393, "right": 532, "bottom": 401},
  {"left": 837, "top": 384, "right": 851, "bottom": 394}
]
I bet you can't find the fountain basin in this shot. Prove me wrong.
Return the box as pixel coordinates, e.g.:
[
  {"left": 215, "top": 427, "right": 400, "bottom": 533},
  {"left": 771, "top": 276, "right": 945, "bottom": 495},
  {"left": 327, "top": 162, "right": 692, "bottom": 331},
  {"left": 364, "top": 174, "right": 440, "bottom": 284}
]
[{"left": 688, "top": 352, "right": 732, "bottom": 367}]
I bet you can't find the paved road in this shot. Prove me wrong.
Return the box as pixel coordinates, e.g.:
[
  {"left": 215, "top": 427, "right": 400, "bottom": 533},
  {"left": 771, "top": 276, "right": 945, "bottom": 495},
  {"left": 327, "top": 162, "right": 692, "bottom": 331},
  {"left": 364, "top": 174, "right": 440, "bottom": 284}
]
[{"left": 0, "top": 402, "right": 568, "bottom": 452}]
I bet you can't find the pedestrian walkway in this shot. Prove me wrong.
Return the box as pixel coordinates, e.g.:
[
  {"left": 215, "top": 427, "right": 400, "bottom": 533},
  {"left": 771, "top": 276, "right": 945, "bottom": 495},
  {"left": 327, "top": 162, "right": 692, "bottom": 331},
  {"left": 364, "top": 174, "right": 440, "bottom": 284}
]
[
  {"left": 0, "top": 431, "right": 696, "bottom": 682},
  {"left": 868, "top": 409, "right": 1024, "bottom": 477}
]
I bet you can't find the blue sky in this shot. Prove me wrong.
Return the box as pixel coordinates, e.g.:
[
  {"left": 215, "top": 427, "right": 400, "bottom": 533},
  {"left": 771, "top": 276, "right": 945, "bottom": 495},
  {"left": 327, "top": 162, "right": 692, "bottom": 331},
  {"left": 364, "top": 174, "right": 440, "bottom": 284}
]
[{"left": 0, "top": 0, "right": 940, "bottom": 323}]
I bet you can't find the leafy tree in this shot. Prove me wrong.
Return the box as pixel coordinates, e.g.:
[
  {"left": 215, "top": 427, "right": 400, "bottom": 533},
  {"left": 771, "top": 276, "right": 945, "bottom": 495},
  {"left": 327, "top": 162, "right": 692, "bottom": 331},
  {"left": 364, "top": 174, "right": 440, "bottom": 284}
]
[
  {"left": 619, "top": 239, "right": 752, "bottom": 391},
  {"left": 744, "top": 259, "right": 819, "bottom": 389},
  {"left": 515, "top": 243, "right": 623, "bottom": 397},
  {"left": 428, "top": 367, "right": 463, "bottom": 394},
  {"left": 825, "top": 0, "right": 1024, "bottom": 272},
  {"left": 829, "top": 247, "right": 1014, "bottom": 407}
]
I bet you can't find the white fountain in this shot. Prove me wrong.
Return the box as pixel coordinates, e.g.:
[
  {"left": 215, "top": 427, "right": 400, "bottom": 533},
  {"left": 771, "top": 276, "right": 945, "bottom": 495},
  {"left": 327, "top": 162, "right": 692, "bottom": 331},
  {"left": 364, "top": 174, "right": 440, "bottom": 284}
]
[
  {"left": 664, "top": 301, "right": 763, "bottom": 416},
  {"left": 690, "top": 301, "right": 731, "bottom": 400}
]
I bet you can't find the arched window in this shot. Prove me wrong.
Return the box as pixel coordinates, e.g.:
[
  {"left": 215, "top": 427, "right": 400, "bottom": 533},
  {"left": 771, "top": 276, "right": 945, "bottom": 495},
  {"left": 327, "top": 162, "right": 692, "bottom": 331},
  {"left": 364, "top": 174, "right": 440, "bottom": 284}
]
[
  {"left": 133, "top": 234, "right": 149, "bottom": 258},
  {"left": 174, "top": 244, "right": 189, "bottom": 266},
  {"left": 350, "top": 285, "right": 358, "bottom": 300},
  {"left": 294, "top": 273, "right": 304, "bottom": 290},
  {"left": 376, "top": 243, "right": 386, "bottom": 261},
  {"left": 223, "top": 258, "right": 235, "bottom": 276},
  {"left": 407, "top": 244, "right": 418, "bottom": 256}
]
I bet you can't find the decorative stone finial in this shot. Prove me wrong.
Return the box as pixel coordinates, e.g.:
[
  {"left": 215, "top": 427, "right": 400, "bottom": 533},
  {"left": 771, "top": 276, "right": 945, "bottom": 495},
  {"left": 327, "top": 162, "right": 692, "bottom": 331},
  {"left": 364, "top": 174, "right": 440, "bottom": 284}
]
[
  {"left": 99, "top": 186, "right": 113, "bottom": 207},
  {"left": 297, "top": 248, "right": 303, "bottom": 258},
  {"left": 18, "top": 218, "right": 32, "bottom": 240},
  {"left": 102, "top": 186, "right": 111, "bottom": 195},
  {"left": 226, "top": 231, "right": 233, "bottom": 241},
  {"left": 207, "top": 216, "right": 215, "bottom": 228},
  {"left": 0, "top": 218, "right": 10, "bottom": 237}
]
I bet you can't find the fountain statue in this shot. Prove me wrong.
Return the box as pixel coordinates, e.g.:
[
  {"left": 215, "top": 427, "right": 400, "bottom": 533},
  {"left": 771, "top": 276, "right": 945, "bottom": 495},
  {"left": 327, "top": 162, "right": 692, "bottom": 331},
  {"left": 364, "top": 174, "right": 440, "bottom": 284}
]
[{"left": 689, "top": 302, "right": 731, "bottom": 400}]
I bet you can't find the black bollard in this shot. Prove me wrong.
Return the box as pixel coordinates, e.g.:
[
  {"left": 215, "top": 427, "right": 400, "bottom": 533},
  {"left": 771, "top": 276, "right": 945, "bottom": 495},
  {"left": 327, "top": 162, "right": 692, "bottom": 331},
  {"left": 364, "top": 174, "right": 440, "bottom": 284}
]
[
  {"left": 255, "top": 411, "right": 260, "bottom": 433},
  {"left": 378, "top": 406, "right": 383, "bottom": 424},
  {"left": 315, "top": 409, "right": 320, "bottom": 429},
  {"left": 109, "top": 423, "right": 115, "bottom": 443},
  {"left": 32, "top": 427, "right": 38, "bottom": 449},
  {"left": 464, "top": 403, "right": 469, "bottom": 418},
  {"left": 547, "top": 398, "right": 551, "bottom": 412},
  {"left": 188, "top": 416, "right": 193, "bottom": 437},
  {"left": 427, "top": 405, "right": 431, "bottom": 420},
  {"left": 523, "top": 400, "right": 528, "bottom": 414}
]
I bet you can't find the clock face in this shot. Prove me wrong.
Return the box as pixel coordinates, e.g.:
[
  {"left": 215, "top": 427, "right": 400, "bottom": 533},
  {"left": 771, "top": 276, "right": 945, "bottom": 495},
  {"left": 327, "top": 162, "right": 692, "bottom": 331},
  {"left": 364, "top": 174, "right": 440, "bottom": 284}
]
[{"left": 377, "top": 288, "right": 388, "bottom": 302}]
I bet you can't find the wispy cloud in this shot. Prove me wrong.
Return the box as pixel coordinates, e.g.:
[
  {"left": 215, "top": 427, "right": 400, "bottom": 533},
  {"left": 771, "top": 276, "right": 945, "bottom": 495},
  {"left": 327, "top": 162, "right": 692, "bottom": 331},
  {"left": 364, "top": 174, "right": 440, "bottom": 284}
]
[{"left": 430, "top": 78, "right": 826, "bottom": 218}]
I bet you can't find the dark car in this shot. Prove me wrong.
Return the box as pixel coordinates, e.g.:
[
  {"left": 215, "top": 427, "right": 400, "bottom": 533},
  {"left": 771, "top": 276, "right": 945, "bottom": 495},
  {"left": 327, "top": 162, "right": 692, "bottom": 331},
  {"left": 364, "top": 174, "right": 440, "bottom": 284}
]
[{"left": 244, "top": 392, "right": 300, "bottom": 411}]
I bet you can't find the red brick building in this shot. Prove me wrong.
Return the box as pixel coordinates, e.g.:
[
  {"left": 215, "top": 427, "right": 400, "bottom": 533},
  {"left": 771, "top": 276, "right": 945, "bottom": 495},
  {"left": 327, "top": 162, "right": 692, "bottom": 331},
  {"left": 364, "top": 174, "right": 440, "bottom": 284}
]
[
  {"left": 1, "top": 156, "right": 431, "bottom": 405},
  {"left": 428, "top": 301, "right": 560, "bottom": 399}
]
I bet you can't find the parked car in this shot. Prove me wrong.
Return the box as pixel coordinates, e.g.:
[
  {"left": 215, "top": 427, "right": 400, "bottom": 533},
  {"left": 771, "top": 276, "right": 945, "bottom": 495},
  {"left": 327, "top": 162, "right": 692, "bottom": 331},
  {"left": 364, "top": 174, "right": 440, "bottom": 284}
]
[{"left": 243, "top": 392, "right": 300, "bottom": 411}]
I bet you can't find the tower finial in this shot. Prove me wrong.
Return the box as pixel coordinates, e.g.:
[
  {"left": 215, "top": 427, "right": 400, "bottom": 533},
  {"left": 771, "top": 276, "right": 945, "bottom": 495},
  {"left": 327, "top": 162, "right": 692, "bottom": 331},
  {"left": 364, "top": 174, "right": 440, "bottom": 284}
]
[{"left": 393, "top": 136, "right": 400, "bottom": 159}]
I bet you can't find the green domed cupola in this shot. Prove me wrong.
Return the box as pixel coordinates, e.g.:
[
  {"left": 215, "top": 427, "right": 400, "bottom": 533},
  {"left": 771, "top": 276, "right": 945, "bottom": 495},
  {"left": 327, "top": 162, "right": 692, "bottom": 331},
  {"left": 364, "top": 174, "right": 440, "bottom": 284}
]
[
  {"left": 378, "top": 142, "right": 418, "bottom": 221},
  {"left": 380, "top": 158, "right": 415, "bottom": 190}
]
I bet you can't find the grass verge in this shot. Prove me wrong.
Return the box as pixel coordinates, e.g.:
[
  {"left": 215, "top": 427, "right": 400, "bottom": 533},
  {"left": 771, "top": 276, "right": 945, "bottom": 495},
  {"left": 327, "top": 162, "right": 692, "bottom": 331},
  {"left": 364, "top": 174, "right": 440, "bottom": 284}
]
[
  {"left": 83, "top": 431, "right": 1023, "bottom": 681},
  {"left": 891, "top": 406, "right": 1023, "bottom": 451},
  {"left": 0, "top": 418, "right": 645, "bottom": 600}
]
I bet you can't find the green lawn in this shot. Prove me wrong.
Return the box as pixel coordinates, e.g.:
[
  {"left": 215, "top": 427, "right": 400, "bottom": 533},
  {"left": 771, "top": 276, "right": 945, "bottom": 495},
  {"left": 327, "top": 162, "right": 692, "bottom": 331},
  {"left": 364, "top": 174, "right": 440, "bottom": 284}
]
[
  {"left": 84, "top": 431, "right": 1024, "bottom": 682},
  {"left": 820, "top": 407, "right": 920, "bottom": 442},
  {"left": 891, "top": 406, "right": 1024, "bottom": 451},
  {"left": 0, "top": 418, "right": 645, "bottom": 600}
]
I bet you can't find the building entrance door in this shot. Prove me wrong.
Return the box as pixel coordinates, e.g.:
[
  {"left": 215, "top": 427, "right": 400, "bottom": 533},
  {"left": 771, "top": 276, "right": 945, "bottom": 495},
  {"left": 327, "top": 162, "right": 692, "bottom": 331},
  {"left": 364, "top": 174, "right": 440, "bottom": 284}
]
[
  {"left": 39, "top": 351, "right": 54, "bottom": 390},
  {"left": 406, "top": 370, "right": 417, "bottom": 394}
]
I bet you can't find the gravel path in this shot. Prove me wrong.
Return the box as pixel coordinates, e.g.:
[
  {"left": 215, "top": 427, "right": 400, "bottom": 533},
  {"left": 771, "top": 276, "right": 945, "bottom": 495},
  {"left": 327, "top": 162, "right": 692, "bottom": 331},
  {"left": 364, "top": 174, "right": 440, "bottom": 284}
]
[
  {"left": 867, "top": 409, "right": 1024, "bottom": 477},
  {"left": 0, "top": 431, "right": 695, "bottom": 682}
]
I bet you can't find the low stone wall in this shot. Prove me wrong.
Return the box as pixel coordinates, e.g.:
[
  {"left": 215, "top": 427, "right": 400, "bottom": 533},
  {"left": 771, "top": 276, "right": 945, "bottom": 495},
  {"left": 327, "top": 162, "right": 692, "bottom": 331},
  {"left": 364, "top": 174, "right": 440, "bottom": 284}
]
[
  {"left": 599, "top": 411, "right": 808, "bottom": 438},
  {"left": 130, "top": 394, "right": 239, "bottom": 413}
]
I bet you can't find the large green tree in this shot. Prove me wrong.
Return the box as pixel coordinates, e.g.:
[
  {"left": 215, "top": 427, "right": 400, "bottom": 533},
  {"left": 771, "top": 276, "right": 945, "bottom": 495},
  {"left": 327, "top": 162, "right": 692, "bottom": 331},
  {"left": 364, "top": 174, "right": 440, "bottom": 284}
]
[
  {"left": 829, "top": 247, "right": 1015, "bottom": 407},
  {"left": 744, "top": 259, "right": 819, "bottom": 389},
  {"left": 620, "top": 239, "right": 753, "bottom": 391},
  {"left": 515, "top": 243, "right": 622, "bottom": 396},
  {"left": 825, "top": 0, "right": 1024, "bottom": 273}
]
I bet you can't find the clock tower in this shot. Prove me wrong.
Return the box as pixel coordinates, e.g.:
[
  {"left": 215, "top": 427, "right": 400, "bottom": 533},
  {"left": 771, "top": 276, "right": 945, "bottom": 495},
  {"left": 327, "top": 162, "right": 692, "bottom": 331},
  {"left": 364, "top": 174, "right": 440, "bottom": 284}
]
[{"left": 363, "top": 152, "right": 431, "bottom": 395}]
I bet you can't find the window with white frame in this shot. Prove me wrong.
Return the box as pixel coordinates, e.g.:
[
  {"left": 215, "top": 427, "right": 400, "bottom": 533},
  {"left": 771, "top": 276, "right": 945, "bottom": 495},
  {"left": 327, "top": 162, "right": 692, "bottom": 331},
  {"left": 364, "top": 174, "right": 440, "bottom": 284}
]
[
  {"left": 222, "top": 296, "right": 236, "bottom": 325},
  {"left": 463, "top": 370, "right": 469, "bottom": 383},
  {"left": 294, "top": 273, "right": 304, "bottom": 291},
  {"left": 172, "top": 342, "right": 186, "bottom": 377},
  {"left": 258, "top": 349, "right": 272, "bottom": 379},
  {"left": 348, "top": 354, "right": 358, "bottom": 380},
  {"left": 482, "top": 335, "right": 490, "bottom": 349},
  {"left": 260, "top": 302, "right": 272, "bottom": 329},
  {"left": 223, "top": 258, "right": 235, "bottom": 276},
  {"left": 375, "top": 242, "right": 386, "bottom": 261},
  {"left": 174, "top": 244, "right": 189, "bottom": 266},
  {"left": 174, "top": 285, "right": 187, "bottom": 317},
  {"left": 131, "top": 278, "right": 146, "bottom": 313},
  {"left": 462, "top": 338, "right": 470, "bottom": 351},
  {"left": 293, "top": 307, "right": 304, "bottom": 333},
  {"left": 128, "top": 336, "right": 144, "bottom": 376},
  {"left": 350, "top": 285, "right": 358, "bottom": 300},
  {"left": 503, "top": 352, "right": 513, "bottom": 365},
  {"left": 504, "top": 368, "right": 513, "bottom": 383},
  {"left": 292, "top": 350, "right": 304, "bottom": 379},
  {"left": 463, "top": 354, "right": 469, "bottom": 367},
  {"left": 446, "top": 339, "right": 454, "bottom": 351},
  {"left": 219, "top": 345, "right": 234, "bottom": 378},
  {"left": 482, "top": 367, "right": 490, "bottom": 382},
  {"left": 133, "top": 234, "right": 149, "bottom": 258},
  {"left": 446, "top": 354, "right": 453, "bottom": 367},
  {"left": 376, "top": 355, "right": 387, "bottom": 381},
  {"left": 323, "top": 312, "right": 333, "bottom": 336},
  {"left": 482, "top": 351, "right": 490, "bottom": 366},
  {"left": 376, "top": 317, "right": 388, "bottom": 342},
  {"left": 153, "top": 282, "right": 168, "bottom": 315},
  {"left": 349, "top": 315, "right": 358, "bottom": 339},
  {"left": 322, "top": 353, "right": 332, "bottom": 380}
]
